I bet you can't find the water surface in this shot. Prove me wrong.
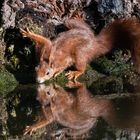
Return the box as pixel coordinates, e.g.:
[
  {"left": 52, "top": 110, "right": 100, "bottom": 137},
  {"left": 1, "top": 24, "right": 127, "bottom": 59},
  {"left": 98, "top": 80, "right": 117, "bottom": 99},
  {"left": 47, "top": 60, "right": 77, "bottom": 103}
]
[{"left": 1, "top": 81, "right": 140, "bottom": 140}]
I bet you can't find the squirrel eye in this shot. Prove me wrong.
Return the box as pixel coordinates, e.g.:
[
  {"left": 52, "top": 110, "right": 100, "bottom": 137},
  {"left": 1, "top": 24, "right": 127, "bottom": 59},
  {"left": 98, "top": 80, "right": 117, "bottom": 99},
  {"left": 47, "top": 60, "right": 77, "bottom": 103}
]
[
  {"left": 47, "top": 91, "right": 50, "bottom": 95},
  {"left": 46, "top": 71, "right": 50, "bottom": 75}
]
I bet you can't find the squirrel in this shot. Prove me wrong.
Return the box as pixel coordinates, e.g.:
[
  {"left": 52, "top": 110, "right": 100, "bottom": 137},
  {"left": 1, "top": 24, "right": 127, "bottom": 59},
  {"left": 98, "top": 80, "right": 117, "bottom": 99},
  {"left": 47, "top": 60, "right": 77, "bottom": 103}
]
[
  {"left": 21, "top": 17, "right": 140, "bottom": 83},
  {"left": 24, "top": 82, "right": 140, "bottom": 136},
  {"left": 24, "top": 81, "right": 114, "bottom": 136}
]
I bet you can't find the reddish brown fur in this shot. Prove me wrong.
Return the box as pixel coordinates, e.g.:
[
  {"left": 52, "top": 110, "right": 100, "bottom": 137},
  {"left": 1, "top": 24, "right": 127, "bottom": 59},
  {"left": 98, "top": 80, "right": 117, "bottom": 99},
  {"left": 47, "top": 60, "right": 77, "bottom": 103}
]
[
  {"left": 43, "top": 18, "right": 140, "bottom": 82},
  {"left": 21, "top": 18, "right": 140, "bottom": 83},
  {"left": 24, "top": 82, "right": 140, "bottom": 136},
  {"left": 97, "top": 17, "right": 140, "bottom": 73},
  {"left": 24, "top": 82, "right": 115, "bottom": 136}
]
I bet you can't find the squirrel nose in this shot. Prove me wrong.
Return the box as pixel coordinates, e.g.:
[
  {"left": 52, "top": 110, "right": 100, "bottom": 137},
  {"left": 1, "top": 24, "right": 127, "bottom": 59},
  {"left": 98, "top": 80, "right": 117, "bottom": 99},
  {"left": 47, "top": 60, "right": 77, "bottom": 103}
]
[{"left": 36, "top": 78, "right": 45, "bottom": 84}]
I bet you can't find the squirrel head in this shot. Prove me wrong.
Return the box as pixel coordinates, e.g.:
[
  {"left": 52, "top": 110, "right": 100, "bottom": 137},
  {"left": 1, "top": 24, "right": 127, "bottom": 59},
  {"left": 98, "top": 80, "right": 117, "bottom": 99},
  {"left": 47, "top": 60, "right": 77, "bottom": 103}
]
[{"left": 35, "top": 61, "right": 54, "bottom": 83}]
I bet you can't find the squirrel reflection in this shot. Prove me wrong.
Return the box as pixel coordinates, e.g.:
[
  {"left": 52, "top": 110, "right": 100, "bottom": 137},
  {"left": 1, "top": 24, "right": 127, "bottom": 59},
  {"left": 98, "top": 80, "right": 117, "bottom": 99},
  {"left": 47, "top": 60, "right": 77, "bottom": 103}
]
[
  {"left": 24, "top": 82, "right": 140, "bottom": 138},
  {"left": 24, "top": 82, "right": 114, "bottom": 137}
]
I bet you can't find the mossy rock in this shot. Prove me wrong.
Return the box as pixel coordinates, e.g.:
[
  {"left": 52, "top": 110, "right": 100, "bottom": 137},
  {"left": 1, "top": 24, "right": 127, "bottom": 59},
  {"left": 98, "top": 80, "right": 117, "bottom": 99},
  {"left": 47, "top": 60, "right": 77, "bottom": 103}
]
[
  {"left": 0, "top": 67, "right": 18, "bottom": 95},
  {"left": 92, "top": 49, "right": 133, "bottom": 77}
]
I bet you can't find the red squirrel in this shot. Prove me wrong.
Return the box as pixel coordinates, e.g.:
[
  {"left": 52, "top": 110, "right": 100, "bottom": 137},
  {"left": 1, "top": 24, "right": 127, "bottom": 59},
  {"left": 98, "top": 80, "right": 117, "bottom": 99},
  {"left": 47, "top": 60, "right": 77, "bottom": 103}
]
[
  {"left": 24, "top": 81, "right": 140, "bottom": 136},
  {"left": 24, "top": 82, "right": 115, "bottom": 136},
  {"left": 21, "top": 18, "right": 140, "bottom": 83}
]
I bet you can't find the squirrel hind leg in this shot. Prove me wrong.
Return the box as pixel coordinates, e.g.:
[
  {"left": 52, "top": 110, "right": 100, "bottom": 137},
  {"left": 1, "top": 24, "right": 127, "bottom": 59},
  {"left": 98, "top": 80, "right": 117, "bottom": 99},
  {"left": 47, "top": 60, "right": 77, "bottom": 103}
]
[
  {"left": 65, "top": 70, "right": 83, "bottom": 81},
  {"left": 65, "top": 59, "right": 86, "bottom": 81}
]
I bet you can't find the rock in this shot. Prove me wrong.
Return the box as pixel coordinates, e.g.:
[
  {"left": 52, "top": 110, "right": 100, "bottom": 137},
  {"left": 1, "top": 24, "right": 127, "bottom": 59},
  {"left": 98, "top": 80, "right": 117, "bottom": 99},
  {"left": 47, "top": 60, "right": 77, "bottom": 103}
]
[{"left": 1, "top": 0, "right": 24, "bottom": 29}]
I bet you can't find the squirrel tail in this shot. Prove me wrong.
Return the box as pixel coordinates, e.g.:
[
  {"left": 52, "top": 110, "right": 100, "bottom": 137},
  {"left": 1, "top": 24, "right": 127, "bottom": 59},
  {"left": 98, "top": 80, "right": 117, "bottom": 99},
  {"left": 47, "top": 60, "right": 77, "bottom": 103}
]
[{"left": 98, "top": 17, "right": 140, "bottom": 73}]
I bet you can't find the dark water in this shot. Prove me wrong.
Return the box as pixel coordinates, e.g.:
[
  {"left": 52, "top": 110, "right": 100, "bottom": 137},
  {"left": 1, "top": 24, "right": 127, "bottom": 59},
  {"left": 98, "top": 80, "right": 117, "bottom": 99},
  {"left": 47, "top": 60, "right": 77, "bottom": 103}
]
[{"left": 1, "top": 81, "right": 140, "bottom": 140}]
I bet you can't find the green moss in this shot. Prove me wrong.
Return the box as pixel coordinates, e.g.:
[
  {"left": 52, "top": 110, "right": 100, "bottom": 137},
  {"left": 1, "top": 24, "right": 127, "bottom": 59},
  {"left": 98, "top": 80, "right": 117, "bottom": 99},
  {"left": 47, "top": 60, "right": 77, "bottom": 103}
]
[
  {"left": 92, "top": 49, "right": 133, "bottom": 76},
  {"left": 44, "top": 72, "right": 68, "bottom": 87},
  {"left": 55, "top": 72, "right": 68, "bottom": 86},
  {"left": 79, "top": 69, "right": 105, "bottom": 87},
  {"left": 0, "top": 67, "right": 18, "bottom": 95}
]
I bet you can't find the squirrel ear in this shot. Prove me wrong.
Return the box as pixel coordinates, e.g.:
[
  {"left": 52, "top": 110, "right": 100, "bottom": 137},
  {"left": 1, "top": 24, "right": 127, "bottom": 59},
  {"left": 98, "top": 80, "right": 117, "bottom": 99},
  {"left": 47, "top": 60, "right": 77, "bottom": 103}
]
[{"left": 41, "top": 61, "right": 48, "bottom": 68}]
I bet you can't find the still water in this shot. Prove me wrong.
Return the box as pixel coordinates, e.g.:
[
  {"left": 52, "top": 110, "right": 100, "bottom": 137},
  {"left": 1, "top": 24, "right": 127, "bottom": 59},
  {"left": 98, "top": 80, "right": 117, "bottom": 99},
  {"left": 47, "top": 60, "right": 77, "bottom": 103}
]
[{"left": 1, "top": 81, "right": 140, "bottom": 140}]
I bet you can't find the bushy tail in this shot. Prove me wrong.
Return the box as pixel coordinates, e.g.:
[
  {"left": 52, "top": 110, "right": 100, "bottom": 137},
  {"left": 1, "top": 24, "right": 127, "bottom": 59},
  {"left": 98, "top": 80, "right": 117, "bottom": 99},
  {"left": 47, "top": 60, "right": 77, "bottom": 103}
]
[
  {"left": 98, "top": 17, "right": 140, "bottom": 73},
  {"left": 99, "top": 17, "right": 140, "bottom": 46}
]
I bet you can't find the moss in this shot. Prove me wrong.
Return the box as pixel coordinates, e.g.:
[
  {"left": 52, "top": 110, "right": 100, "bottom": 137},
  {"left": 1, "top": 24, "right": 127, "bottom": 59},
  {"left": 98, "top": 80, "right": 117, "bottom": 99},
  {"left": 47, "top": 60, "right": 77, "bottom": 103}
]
[
  {"left": 92, "top": 56, "right": 114, "bottom": 74},
  {"left": 55, "top": 72, "right": 68, "bottom": 86},
  {"left": 89, "top": 76, "right": 124, "bottom": 95},
  {"left": 45, "top": 72, "right": 68, "bottom": 87},
  {"left": 79, "top": 68, "right": 105, "bottom": 87},
  {"left": 92, "top": 49, "right": 133, "bottom": 76},
  {"left": 0, "top": 67, "right": 18, "bottom": 95}
]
